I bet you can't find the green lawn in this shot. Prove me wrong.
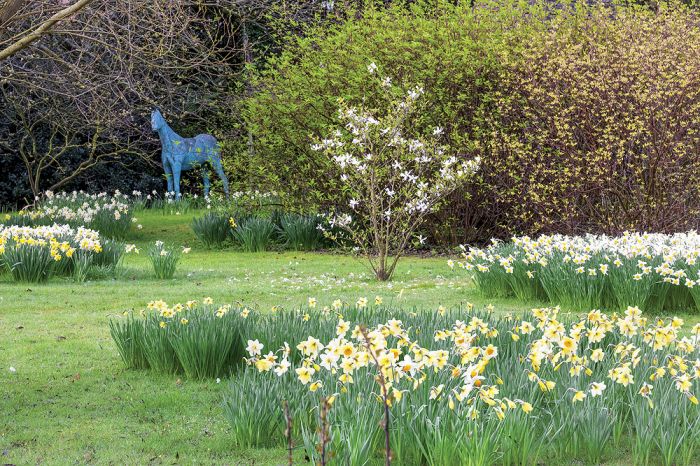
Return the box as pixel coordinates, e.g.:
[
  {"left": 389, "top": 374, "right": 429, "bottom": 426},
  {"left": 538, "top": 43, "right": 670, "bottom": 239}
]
[{"left": 1, "top": 210, "right": 698, "bottom": 464}]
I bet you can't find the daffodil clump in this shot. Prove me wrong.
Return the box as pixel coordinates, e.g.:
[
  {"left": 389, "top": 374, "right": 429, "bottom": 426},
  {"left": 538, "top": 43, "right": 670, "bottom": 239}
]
[
  {"left": 0, "top": 224, "right": 105, "bottom": 282},
  {"left": 112, "top": 296, "right": 700, "bottom": 465},
  {"left": 6, "top": 190, "right": 134, "bottom": 239},
  {"left": 110, "top": 299, "right": 246, "bottom": 378},
  {"left": 234, "top": 302, "right": 699, "bottom": 464},
  {"left": 146, "top": 240, "right": 189, "bottom": 279},
  {"left": 147, "top": 189, "right": 280, "bottom": 215},
  {"left": 454, "top": 231, "right": 700, "bottom": 312}
]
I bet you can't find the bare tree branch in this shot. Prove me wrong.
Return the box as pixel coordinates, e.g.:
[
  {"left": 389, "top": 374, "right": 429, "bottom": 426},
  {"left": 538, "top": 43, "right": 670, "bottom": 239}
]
[
  {"left": 0, "top": 0, "right": 26, "bottom": 29},
  {"left": 0, "top": 0, "right": 94, "bottom": 61}
]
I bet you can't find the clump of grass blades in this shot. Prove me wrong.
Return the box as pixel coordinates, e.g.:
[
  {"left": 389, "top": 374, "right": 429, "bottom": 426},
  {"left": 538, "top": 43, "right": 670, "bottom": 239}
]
[
  {"left": 499, "top": 410, "right": 547, "bottom": 466},
  {"left": 3, "top": 244, "right": 56, "bottom": 282},
  {"left": 169, "top": 311, "right": 244, "bottom": 379},
  {"left": 191, "top": 212, "right": 231, "bottom": 248},
  {"left": 92, "top": 239, "right": 126, "bottom": 270},
  {"left": 153, "top": 192, "right": 202, "bottom": 215},
  {"left": 109, "top": 314, "right": 149, "bottom": 370},
  {"left": 537, "top": 252, "right": 608, "bottom": 311},
  {"left": 71, "top": 250, "right": 94, "bottom": 282},
  {"left": 0, "top": 213, "right": 35, "bottom": 227},
  {"left": 232, "top": 216, "right": 276, "bottom": 252},
  {"left": 650, "top": 379, "right": 700, "bottom": 466},
  {"left": 222, "top": 370, "right": 303, "bottom": 448},
  {"left": 279, "top": 213, "right": 323, "bottom": 251},
  {"left": 110, "top": 306, "right": 245, "bottom": 380},
  {"left": 142, "top": 313, "right": 181, "bottom": 374},
  {"left": 553, "top": 396, "right": 617, "bottom": 463},
  {"left": 471, "top": 268, "right": 514, "bottom": 299},
  {"left": 88, "top": 209, "right": 132, "bottom": 239},
  {"left": 147, "top": 242, "right": 182, "bottom": 279},
  {"left": 328, "top": 381, "right": 383, "bottom": 465}
]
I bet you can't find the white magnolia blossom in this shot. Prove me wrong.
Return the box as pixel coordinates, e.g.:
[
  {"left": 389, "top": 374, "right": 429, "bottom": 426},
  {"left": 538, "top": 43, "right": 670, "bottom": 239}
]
[
  {"left": 408, "top": 140, "right": 424, "bottom": 152},
  {"left": 408, "top": 86, "right": 424, "bottom": 100}
]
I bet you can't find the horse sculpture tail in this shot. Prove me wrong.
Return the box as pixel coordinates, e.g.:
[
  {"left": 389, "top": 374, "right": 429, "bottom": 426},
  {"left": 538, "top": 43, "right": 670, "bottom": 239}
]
[{"left": 212, "top": 152, "right": 230, "bottom": 197}]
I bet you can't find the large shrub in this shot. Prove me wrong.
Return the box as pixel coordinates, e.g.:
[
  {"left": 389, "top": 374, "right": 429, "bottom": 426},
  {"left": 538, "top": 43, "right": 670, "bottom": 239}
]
[
  {"left": 242, "top": 1, "right": 700, "bottom": 243},
  {"left": 485, "top": 4, "right": 700, "bottom": 235},
  {"left": 242, "top": 1, "right": 539, "bottom": 233},
  {"left": 313, "top": 66, "right": 481, "bottom": 280}
]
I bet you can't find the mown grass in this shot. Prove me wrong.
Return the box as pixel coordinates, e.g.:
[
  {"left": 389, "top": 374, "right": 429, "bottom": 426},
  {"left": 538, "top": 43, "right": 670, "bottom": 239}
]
[{"left": 1, "top": 209, "right": 698, "bottom": 464}]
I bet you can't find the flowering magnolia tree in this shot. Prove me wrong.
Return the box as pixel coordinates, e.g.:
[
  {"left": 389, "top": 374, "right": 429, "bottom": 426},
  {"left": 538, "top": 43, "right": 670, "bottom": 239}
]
[{"left": 315, "top": 63, "right": 481, "bottom": 281}]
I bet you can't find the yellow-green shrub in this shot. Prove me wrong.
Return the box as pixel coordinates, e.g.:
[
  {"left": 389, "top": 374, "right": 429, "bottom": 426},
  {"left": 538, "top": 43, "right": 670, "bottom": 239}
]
[
  {"left": 241, "top": 1, "right": 700, "bottom": 243},
  {"left": 485, "top": 4, "right": 700, "bottom": 235}
]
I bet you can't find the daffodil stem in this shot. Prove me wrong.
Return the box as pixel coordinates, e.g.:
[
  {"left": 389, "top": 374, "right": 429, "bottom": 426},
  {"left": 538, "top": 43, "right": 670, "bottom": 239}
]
[{"left": 319, "top": 397, "right": 331, "bottom": 466}]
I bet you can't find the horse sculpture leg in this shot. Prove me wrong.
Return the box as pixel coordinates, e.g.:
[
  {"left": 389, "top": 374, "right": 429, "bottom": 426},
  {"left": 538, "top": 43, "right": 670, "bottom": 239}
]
[
  {"left": 172, "top": 161, "right": 182, "bottom": 199},
  {"left": 202, "top": 167, "right": 211, "bottom": 198},
  {"left": 163, "top": 157, "right": 174, "bottom": 193},
  {"left": 212, "top": 156, "right": 229, "bottom": 197}
]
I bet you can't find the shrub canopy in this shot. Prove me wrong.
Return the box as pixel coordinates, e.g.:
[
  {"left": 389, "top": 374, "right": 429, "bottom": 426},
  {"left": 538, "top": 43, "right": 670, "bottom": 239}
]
[{"left": 242, "top": 0, "right": 700, "bottom": 243}]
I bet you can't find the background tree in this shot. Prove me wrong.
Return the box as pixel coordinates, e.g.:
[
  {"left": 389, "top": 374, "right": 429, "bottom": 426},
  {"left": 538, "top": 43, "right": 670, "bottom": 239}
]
[
  {"left": 241, "top": 0, "right": 700, "bottom": 244},
  {"left": 0, "top": 0, "right": 95, "bottom": 62},
  {"left": 0, "top": 0, "right": 240, "bottom": 204}
]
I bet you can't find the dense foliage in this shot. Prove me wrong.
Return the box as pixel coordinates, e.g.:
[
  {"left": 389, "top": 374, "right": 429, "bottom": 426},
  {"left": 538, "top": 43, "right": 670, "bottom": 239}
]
[
  {"left": 3, "top": 0, "right": 698, "bottom": 246},
  {"left": 488, "top": 5, "right": 700, "bottom": 235},
  {"left": 243, "top": 1, "right": 700, "bottom": 243}
]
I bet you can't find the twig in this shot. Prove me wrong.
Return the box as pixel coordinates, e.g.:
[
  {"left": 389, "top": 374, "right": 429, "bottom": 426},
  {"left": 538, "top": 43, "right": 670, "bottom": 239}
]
[
  {"left": 0, "top": 0, "right": 95, "bottom": 61},
  {"left": 283, "top": 399, "right": 293, "bottom": 466},
  {"left": 318, "top": 396, "right": 331, "bottom": 466},
  {"left": 359, "top": 325, "right": 392, "bottom": 466}
]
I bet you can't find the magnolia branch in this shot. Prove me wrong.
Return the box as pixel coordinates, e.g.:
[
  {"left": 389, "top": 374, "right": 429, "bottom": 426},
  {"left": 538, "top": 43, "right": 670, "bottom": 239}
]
[{"left": 0, "top": 0, "right": 94, "bottom": 62}]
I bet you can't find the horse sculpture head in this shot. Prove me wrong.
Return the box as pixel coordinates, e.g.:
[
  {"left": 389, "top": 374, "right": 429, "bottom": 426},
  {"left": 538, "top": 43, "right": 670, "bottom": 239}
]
[{"left": 151, "top": 108, "right": 165, "bottom": 131}]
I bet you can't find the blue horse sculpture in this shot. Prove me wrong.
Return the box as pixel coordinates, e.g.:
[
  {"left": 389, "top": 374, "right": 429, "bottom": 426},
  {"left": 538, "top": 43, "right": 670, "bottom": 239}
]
[{"left": 151, "top": 109, "right": 229, "bottom": 198}]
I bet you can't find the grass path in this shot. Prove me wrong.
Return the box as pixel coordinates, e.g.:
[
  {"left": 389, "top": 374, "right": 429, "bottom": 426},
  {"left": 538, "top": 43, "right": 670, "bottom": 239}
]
[{"left": 0, "top": 210, "right": 697, "bottom": 464}]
